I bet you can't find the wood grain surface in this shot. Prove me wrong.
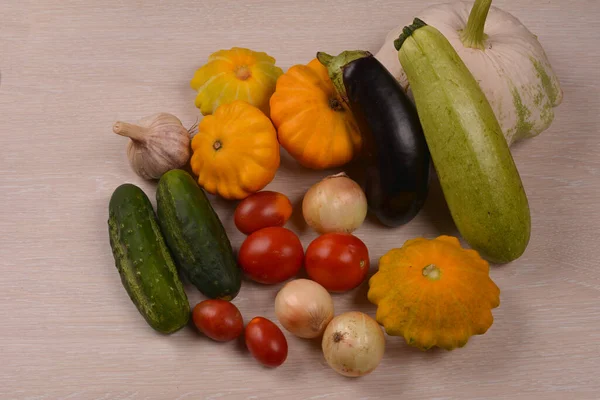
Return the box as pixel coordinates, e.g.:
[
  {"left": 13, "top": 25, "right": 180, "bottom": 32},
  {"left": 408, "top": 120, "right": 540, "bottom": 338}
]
[{"left": 1, "top": 0, "right": 599, "bottom": 399}]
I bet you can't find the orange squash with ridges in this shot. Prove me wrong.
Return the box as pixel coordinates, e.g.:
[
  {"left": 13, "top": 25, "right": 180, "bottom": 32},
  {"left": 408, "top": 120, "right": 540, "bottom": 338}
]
[{"left": 269, "top": 59, "right": 361, "bottom": 170}]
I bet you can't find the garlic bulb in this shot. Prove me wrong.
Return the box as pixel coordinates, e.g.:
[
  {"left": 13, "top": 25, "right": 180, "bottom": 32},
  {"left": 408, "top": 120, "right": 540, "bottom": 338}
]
[{"left": 113, "top": 113, "right": 192, "bottom": 180}]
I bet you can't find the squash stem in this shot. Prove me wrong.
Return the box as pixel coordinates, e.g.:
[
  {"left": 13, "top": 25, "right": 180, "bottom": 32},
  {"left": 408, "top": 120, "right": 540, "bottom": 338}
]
[
  {"left": 329, "top": 97, "right": 343, "bottom": 111},
  {"left": 422, "top": 264, "right": 441, "bottom": 281},
  {"left": 113, "top": 121, "right": 148, "bottom": 142},
  {"left": 460, "top": 0, "right": 492, "bottom": 50}
]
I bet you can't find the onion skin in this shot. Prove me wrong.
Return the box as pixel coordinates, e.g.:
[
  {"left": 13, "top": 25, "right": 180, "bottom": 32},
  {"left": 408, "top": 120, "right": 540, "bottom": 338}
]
[
  {"left": 302, "top": 173, "right": 367, "bottom": 234},
  {"left": 275, "top": 279, "right": 334, "bottom": 339},
  {"left": 322, "top": 311, "right": 385, "bottom": 377}
]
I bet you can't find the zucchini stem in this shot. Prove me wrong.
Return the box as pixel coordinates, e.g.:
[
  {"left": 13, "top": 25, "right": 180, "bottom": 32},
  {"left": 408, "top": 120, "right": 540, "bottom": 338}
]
[
  {"left": 460, "top": 0, "right": 492, "bottom": 50},
  {"left": 394, "top": 18, "right": 427, "bottom": 51}
]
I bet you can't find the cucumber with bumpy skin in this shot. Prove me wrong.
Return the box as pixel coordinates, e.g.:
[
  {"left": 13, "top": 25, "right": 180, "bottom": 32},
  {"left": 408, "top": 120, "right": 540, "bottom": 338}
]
[
  {"left": 108, "top": 183, "right": 190, "bottom": 334},
  {"left": 396, "top": 19, "right": 531, "bottom": 263},
  {"left": 156, "top": 169, "right": 242, "bottom": 300}
]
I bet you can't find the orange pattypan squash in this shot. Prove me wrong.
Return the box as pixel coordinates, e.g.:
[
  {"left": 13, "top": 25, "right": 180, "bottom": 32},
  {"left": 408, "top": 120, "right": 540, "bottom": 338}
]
[
  {"left": 368, "top": 236, "right": 500, "bottom": 351},
  {"left": 190, "top": 47, "right": 283, "bottom": 116},
  {"left": 269, "top": 59, "right": 362, "bottom": 170},
  {"left": 190, "top": 101, "right": 280, "bottom": 200}
]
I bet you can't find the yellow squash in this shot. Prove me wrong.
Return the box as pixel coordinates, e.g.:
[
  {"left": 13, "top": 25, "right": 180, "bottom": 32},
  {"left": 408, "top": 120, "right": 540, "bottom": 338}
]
[
  {"left": 190, "top": 101, "right": 280, "bottom": 200},
  {"left": 190, "top": 47, "right": 283, "bottom": 116},
  {"left": 269, "top": 59, "right": 361, "bottom": 170},
  {"left": 368, "top": 236, "right": 500, "bottom": 350}
]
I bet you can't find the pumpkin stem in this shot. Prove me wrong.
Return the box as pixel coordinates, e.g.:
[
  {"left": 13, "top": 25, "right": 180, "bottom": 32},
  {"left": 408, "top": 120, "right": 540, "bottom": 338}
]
[
  {"left": 460, "top": 0, "right": 492, "bottom": 50},
  {"left": 113, "top": 121, "right": 148, "bottom": 142},
  {"left": 422, "top": 264, "right": 441, "bottom": 281},
  {"left": 317, "top": 50, "right": 371, "bottom": 106},
  {"left": 213, "top": 140, "right": 222, "bottom": 151}
]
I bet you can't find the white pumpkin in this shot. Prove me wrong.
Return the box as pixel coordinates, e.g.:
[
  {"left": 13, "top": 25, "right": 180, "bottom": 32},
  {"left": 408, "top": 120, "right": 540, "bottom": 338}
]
[{"left": 376, "top": 0, "right": 563, "bottom": 145}]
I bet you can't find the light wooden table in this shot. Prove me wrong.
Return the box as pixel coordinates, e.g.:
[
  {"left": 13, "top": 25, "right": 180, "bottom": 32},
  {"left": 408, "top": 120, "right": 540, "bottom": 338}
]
[{"left": 1, "top": 1, "right": 599, "bottom": 399}]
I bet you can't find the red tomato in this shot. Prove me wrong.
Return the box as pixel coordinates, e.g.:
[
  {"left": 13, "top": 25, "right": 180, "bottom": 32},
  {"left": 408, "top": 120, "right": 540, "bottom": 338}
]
[
  {"left": 234, "top": 191, "right": 293, "bottom": 235},
  {"left": 305, "top": 233, "right": 370, "bottom": 292},
  {"left": 245, "top": 317, "right": 288, "bottom": 367},
  {"left": 238, "top": 227, "right": 304, "bottom": 284},
  {"left": 192, "top": 300, "right": 244, "bottom": 342}
]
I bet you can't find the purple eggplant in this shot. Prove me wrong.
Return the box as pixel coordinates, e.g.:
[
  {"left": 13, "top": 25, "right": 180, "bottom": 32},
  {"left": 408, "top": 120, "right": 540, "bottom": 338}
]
[{"left": 318, "top": 51, "right": 430, "bottom": 227}]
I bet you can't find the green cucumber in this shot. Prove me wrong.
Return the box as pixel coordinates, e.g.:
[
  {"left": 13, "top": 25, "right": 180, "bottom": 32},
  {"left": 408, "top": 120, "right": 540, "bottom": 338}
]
[
  {"left": 108, "top": 184, "right": 190, "bottom": 334},
  {"left": 396, "top": 19, "right": 531, "bottom": 263},
  {"left": 156, "top": 169, "right": 241, "bottom": 300}
]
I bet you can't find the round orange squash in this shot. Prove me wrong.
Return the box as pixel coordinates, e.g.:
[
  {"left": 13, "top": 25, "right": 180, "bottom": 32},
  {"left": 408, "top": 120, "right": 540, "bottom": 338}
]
[
  {"left": 368, "top": 236, "right": 500, "bottom": 351},
  {"left": 190, "top": 100, "right": 280, "bottom": 200},
  {"left": 269, "top": 59, "right": 362, "bottom": 170}
]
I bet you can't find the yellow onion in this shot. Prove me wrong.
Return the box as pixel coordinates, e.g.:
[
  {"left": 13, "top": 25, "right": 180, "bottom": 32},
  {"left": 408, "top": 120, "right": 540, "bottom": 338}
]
[
  {"left": 322, "top": 311, "right": 385, "bottom": 377},
  {"left": 274, "top": 279, "right": 334, "bottom": 339},
  {"left": 302, "top": 173, "right": 367, "bottom": 234}
]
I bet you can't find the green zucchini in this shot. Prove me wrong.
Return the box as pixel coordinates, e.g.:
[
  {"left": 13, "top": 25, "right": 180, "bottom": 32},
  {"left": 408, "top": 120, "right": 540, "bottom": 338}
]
[
  {"left": 395, "top": 19, "right": 531, "bottom": 263},
  {"left": 108, "top": 184, "right": 190, "bottom": 333},
  {"left": 156, "top": 169, "right": 241, "bottom": 300}
]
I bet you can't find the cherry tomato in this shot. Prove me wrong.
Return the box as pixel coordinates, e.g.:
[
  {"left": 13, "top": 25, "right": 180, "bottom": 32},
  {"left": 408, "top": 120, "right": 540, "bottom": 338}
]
[
  {"left": 192, "top": 300, "right": 244, "bottom": 342},
  {"left": 305, "top": 233, "right": 370, "bottom": 292},
  {"left": 245, "top": 317, "right": 288, "bottom": 367},
  {"left": 238, "top": 227, "right": 304, "bottom": 284},
  {"left": 234, "top": 191, "right": 293, "bottom": 235}
]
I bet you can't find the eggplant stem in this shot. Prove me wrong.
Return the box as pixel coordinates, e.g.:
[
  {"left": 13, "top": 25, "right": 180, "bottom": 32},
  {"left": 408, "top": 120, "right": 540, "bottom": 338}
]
[
  {"left": 316, "top": 50, "right": 371, "bottom": 106},
  {"left": 316, "top": 52, "right": 333, "bottom": 66}
]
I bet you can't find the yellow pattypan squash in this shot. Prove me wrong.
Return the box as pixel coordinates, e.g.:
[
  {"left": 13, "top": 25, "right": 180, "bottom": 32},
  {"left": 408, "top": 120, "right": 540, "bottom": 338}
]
[
  {"left": 368, "top": 236, "right": 500, "bottom": 351},
  {"left": 190, "top": 100, "right": 280, "bottom": 200},
  {"left": 190, "top": 47, "right": 283, "bottom": 116}
]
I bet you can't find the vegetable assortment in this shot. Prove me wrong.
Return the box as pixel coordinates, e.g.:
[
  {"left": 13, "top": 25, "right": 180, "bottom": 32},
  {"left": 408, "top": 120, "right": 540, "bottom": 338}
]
[
  {"left": 107, "top": 0, "right": 561, "bottom": 376},
  {"left": 397, "top": 19, "right": 531, "bottom": 263},
  {"left": 108, "top": 184, "right": 190, "bottom": 334},
  {"left": 376, "top": 0, "right": 562, "bottom": 145},
  {"left": 317, "top": 51, "right": 430, "bottom": 227}
]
